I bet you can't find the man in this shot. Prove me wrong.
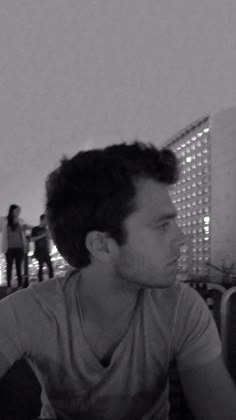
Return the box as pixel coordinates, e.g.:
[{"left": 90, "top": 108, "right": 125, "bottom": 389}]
[
  {"left": 0, "top": 141, "right": 236, "bottom": 420},
  {"left": 31, "top": 214, "right": 54, "bottom": 282}
]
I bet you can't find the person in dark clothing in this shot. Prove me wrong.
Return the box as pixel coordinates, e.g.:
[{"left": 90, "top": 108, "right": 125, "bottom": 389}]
[{"left": 31, "top": 214, "right": 54, "bottom": 282}]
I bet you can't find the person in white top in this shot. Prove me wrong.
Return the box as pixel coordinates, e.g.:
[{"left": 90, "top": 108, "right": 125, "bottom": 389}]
[{"left": 1, "top": 204, "right": 28, "bottom": 291}]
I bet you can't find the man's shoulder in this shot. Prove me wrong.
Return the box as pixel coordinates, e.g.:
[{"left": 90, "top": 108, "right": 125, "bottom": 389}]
[
  {"left": 28, "top": 267, "right": 78, "bottom": 305},
  {"left": 0, "top": 267, "right": 78, "bottom": 323},
  {"left": 146, "top": 282, "right": 199, "bottom": 318},
  {"left": 0, "top": 276, "right": 63, "bottom": 311}
]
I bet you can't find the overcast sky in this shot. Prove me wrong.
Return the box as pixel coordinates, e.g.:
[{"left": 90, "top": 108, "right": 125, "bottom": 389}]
[{"left": 1, "top": 0, "right": 236, "bottom": 224}]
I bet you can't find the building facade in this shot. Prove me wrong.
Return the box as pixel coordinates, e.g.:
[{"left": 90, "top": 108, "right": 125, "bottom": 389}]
[
  {"left": 163, "top": 107, "right": 236, "bottom": 283},
  {"left": 163, "top": 116, "right": 211, "bottom": 281}
]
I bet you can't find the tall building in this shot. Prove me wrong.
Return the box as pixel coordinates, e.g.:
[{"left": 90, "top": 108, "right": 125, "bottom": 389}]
[
  {"left": 163, "top": 116, "right": 211, "bottom": 281},
  {"left": 163, "top": 107, "right": 236, "bottom": 283}
]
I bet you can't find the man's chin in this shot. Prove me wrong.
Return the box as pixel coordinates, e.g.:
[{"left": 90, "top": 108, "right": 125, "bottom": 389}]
[
  {"left": 140, "top": 275, "right": 177, "bottom": 289},
  {"left": 125, "top": 270, "right": 177, "bottom": 290}
]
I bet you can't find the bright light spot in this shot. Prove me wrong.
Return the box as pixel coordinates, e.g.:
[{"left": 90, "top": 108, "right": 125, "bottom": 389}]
[
  {"left": 51, "top": 245, "right": 58, "bottom": 255},
  {"left": 203, "top": 128, "right": 210, "bottom": 133},
  {"left": 204, "top": 216, "right": 210, "bottom": 224},
  {"left": 186, "top": 157, "right": 192, "bottom": 163},
  {"left": 197, "top": 132, "right": 203, "bottom": 137}
]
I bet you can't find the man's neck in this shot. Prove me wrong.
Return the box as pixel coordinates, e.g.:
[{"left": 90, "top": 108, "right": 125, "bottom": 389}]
[{"left": 77, "top": 265, "right": 140, "bottom": 328}]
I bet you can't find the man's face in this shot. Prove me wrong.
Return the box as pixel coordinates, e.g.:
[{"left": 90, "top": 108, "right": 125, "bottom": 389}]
[{"left": 113, "top": 178, "right": 185, "bottom": 289}]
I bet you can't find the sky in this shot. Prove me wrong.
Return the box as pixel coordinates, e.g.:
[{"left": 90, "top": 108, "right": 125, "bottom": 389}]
[{"left": 1, "top": 0, "right": 236, "bottom": 224}]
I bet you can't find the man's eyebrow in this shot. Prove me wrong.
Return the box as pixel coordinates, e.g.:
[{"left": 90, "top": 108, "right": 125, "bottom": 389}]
[{"left": 155, "top": 212, "right": 177, "bottom": 222}]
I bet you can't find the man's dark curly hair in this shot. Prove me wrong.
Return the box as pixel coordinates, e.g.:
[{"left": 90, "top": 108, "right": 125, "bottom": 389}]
[{"left": 45, "top": 141, "right": 179, "bottom": 269}]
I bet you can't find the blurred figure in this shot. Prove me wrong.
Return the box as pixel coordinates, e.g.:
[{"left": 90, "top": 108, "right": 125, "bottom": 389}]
[
  {"left": 31, "top": 214, "right": 54, "bottom": 282},
  {"left": 1, "top": 204, "right": 27, "bottom": 292}
]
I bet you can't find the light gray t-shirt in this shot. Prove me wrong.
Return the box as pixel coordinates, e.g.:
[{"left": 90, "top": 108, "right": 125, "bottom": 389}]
[{"left": 0, "top": 269, "right": 221, "bottom": 420}]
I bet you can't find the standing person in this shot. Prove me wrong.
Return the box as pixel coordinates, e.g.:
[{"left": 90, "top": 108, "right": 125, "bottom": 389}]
[
  {"left": 1, "top": 204, "right": 27, "bottom": 292},
  {"left": 0, "top": 142, "right": 236, "bottom": 420},
  {"left": 31, "top": 214, "right": 54, "bottom": 282}
]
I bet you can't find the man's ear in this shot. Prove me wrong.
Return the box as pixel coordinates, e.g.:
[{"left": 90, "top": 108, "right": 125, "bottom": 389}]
[{"left": 85, "top": 231, "right": 115, "bottom": 262}]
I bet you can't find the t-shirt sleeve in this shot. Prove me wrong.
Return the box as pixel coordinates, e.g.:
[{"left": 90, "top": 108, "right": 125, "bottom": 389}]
[
  {"left": 0, "top": 294, "right": 30, "bottom": 377},
  {"left": 172, "top": 285, "right": 222, "bottom": 372}
]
